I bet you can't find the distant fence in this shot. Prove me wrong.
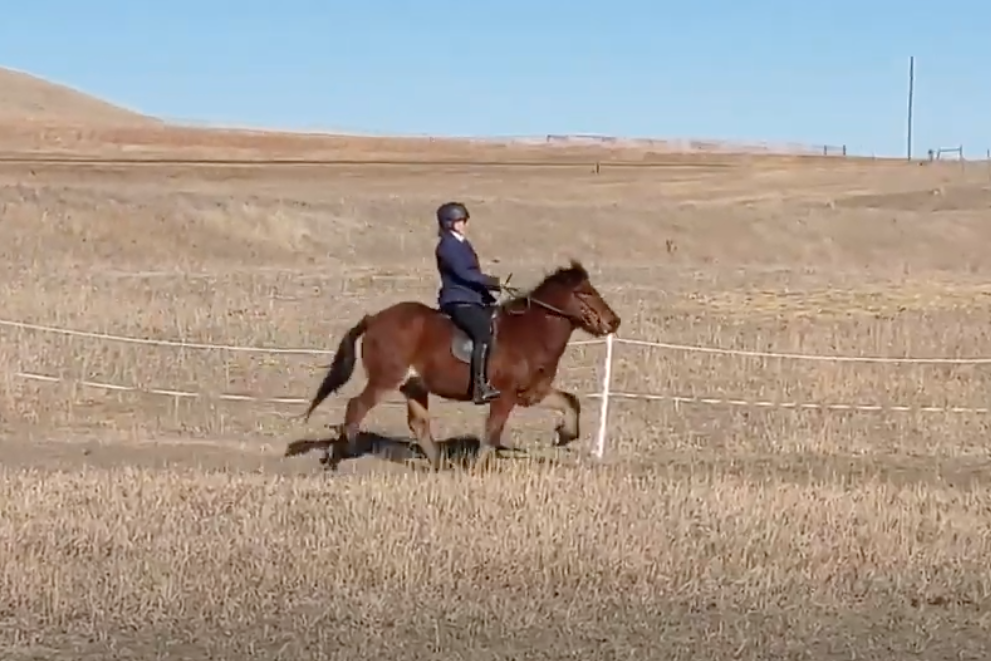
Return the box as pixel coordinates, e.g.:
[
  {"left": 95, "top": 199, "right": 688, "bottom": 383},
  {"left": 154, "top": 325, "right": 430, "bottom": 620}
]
[
  {"left": 0, "top": 151, "right": 864, "bottom": 173},
  {"left": 921, "top": 145, "right": 986, "bottom": 174},
  {"left": 545, "top": 133, "right": 848, "bottom": 157},
  {"left": 928, "top": 145, "right": 964, "bottom": 161}
]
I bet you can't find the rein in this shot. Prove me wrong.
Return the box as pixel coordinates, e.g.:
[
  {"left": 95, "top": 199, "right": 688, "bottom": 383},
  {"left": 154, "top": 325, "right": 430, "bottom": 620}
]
[{"left": 500, "top": 285, "right": 576, "bottom": 322}]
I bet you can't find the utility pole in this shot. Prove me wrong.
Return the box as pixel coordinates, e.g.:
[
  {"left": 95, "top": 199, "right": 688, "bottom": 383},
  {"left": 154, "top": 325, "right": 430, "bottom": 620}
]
[{"left": 906, "top": 56, "right": 915, "bottom": 160}]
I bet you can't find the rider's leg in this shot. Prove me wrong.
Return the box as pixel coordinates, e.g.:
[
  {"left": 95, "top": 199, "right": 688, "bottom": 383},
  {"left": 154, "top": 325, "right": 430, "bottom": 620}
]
[{"left": 447, "top": 303, "right": 500, "bottom": 404}]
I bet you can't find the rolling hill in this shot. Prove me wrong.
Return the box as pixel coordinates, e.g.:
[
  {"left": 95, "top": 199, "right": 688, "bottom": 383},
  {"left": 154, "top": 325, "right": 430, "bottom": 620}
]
[
  {"left": 0, "top": 67, "right": 159, "bottom": 125},
  {"left": 0, "top": 67, "right": 847, "bottom": 160}
]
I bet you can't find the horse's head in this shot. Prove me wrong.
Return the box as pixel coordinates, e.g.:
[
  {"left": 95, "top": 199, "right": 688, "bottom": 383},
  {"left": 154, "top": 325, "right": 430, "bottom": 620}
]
[{"left": 512, "top": 260, "right": 621, "bottom": 337}]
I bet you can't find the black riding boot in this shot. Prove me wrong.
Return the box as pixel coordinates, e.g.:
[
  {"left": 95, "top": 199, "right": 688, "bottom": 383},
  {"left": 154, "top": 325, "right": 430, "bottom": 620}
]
[{"left": 471, "top": 340, "right": 501, "bottom": 404}]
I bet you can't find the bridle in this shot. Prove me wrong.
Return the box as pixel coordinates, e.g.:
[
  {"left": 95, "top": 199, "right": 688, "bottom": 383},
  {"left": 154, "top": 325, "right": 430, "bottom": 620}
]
[{"left": 500, "top": 284, "right": 599, "bottom": 329}]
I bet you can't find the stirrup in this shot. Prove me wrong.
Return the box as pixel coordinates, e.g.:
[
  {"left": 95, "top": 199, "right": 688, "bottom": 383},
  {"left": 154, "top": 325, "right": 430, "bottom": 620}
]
[{"left": 473, "top": 384, "right": 501, "bottom": 404}]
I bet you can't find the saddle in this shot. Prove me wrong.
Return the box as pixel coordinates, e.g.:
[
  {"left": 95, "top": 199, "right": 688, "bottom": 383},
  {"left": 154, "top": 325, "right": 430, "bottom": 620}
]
[{"left": 440, "top": 306, "right": 500, "bottom": 364}]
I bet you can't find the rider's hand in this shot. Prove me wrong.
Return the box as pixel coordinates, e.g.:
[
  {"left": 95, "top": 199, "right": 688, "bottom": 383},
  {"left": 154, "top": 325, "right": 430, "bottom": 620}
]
[{"left": 500, "top": 277, "right": 521, "bottom": 298}]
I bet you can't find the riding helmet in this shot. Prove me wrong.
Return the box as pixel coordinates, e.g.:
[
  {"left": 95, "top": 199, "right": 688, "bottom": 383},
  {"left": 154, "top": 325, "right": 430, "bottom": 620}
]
[{"left": 436, "top": 201, "right": 470, "bottom": 230}]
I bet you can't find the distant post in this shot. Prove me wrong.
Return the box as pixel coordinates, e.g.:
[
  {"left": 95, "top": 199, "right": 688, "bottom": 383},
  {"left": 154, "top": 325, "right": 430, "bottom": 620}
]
[{"left": 906, "top": 56, "right": 915, "bottom": 160}]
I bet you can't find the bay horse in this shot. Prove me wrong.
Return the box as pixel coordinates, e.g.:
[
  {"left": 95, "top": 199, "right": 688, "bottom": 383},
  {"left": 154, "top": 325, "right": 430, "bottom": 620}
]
[{"left": 302, "top": 260, "right": 621, "bottom": 471}]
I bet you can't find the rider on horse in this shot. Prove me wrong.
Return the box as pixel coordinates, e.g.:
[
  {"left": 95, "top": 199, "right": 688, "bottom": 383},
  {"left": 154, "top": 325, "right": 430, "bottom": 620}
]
[{"left": 434, "top": 201, "right": 503, "bottom": 404}]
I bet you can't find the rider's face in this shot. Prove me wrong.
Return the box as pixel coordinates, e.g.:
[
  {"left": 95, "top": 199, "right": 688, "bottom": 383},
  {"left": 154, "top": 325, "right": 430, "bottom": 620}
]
[{"left": 452, "top": 219, "right": 467, "bottom": 235}]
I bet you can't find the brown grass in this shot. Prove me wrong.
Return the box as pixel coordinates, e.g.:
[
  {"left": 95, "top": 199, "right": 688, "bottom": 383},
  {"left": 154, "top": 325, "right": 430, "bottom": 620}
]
[
  {"left": 0, "top": 68, "right": 158, "bottom": 126},
  {"left": 3, "top": 76, "right": 991, "bottom": 659}
]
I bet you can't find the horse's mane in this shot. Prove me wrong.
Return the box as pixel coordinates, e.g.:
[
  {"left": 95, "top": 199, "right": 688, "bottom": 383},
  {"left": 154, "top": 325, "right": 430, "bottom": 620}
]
[{"left": 499, "top": 260, "right": 589, "bottom": 311}]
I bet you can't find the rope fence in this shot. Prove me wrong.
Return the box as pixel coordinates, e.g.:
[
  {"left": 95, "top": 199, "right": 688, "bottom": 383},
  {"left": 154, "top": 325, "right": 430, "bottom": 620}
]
[{"left": 4, "top": 319, "right": 991, "bottom": 460}]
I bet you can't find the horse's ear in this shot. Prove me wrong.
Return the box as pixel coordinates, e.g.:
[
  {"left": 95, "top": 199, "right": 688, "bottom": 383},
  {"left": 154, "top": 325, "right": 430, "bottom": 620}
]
[{"left": 567, "top": 258, "right": 588, "bottom": 277}]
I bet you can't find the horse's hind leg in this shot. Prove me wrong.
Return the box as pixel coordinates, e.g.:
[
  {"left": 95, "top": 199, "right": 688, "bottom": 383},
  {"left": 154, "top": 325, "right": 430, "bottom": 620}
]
[
  {"left": 323, "top": 381, "right": 387, "bottom": 468},
  {"left": 400, "top": 378, "right": 442, "bottom": 471}
]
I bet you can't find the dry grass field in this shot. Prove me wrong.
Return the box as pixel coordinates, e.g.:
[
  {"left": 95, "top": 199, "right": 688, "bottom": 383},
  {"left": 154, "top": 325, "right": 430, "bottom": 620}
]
[{"left": 3, "top": 68, "right": 991, "bottom": 659}]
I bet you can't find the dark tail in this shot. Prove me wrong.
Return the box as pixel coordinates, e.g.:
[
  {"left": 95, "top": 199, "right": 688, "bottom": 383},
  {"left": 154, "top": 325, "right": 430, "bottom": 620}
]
[{"left": 302, "top": 316, "right": 370, "bottom": 422}]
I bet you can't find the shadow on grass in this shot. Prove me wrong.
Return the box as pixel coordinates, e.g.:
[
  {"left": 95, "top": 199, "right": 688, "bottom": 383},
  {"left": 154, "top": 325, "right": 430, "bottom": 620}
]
[{"left": 284, "top": 427, "right": 560, "bottom": 472}]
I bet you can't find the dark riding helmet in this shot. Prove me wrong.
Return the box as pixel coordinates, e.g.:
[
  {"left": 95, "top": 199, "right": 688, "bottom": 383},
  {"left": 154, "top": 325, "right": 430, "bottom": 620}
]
[{"left": 436, "top": 201, "right": 470, "bottom": 230}]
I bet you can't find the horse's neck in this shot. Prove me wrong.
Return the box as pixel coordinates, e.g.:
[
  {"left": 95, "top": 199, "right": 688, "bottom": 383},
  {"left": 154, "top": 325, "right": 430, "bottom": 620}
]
[{"left": 498, "top": 302, "right": 573, "bottom": 356}]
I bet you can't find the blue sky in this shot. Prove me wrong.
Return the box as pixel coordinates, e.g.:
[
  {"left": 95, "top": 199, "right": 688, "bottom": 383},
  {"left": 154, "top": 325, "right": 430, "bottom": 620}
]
[{"left": 1, "top": 1, "right": 986, "bottom": 157}]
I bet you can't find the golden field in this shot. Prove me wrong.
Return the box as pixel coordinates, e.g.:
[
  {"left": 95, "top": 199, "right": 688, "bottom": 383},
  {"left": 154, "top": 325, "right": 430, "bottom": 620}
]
[{"left": 2, "top": 69, "right": 991, "bottom": 659}]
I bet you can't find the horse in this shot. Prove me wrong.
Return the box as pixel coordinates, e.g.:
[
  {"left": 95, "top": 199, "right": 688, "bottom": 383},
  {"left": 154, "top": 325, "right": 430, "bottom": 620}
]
[{"left": 302, "top": 260, "right": 621, "bottom": 472}]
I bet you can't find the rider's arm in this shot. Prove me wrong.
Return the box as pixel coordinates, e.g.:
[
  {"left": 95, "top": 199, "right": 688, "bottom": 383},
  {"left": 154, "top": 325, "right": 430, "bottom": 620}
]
[{"left": 437, "top": 239, "right": 501, "bottom": 290}]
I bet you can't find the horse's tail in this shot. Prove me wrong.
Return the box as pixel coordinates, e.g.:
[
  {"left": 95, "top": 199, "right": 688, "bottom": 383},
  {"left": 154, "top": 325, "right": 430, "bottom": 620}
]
[{"left": 302, "top": 315, "right": 370, "bottom": 422}]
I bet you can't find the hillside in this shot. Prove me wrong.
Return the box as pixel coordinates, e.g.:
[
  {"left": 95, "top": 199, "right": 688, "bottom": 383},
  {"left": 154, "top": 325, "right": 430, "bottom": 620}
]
[
  {"left": 0, "top": 67, "right": 850, "bottom": 160},
  {"left": 0, "top": 67, "right": 159, "bottom": 125}
]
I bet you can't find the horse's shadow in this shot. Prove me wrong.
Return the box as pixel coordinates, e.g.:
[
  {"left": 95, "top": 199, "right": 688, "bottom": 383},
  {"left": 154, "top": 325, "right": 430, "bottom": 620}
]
[{"left": 284, "top": 427, "right": 544, "bottom": 471}]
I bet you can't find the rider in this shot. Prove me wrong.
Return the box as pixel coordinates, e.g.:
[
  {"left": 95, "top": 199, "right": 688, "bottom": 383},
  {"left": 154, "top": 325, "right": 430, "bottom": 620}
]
[{"left": 435, "top": 201, "right": 503, "bottom": 404}]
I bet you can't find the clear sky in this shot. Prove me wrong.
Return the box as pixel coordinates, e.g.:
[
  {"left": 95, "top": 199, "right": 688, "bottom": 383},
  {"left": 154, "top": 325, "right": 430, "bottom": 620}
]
[{"left": 1, "top": 1, "right": 986, "bottom": 157}]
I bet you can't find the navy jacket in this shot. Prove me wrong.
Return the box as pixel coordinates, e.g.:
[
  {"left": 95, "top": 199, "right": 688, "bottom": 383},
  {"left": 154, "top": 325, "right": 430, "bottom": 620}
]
[{"left": 435, "top": 230, "right": 499, "bottom": 308}]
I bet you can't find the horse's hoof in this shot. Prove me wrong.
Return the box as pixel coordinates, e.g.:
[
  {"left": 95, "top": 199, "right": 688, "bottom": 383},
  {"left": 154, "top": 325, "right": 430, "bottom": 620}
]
[
  {"left": 319, "top": 449, "right": 341, "bottom": 469},
  {"left": 553, "top": 422, "right": 579, "bottom": 447}
]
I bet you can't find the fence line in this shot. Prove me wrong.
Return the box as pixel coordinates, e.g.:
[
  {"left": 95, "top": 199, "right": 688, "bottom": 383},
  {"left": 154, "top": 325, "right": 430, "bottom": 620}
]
[
  {"left": 1, "top": 319, "right": 337, "bottom": 354},
  {"left": 587, "top": 390, "right": 989, "bottom": 414},
  {"left": 15, "top": 368, "right": 988, "bottom": 415},
  {"left": 2, "top": 318, "right": 989, "bottom": 364},
  {"left": 929, "top": 146, "right": 964, "bottom": 161},
  {"left": 15, "top": 371, "right": 308, "bottom": 405},
  {"left": 542, "top": 134, "right": 849, "bottom": 158},
  {"left": 612, "top": 337, "right": 991, "bottom": 364},
  {"left": 12, "top": 365, "right": 988, "bottom": 454},
  {"left": 7, "top": 322, "right": 991, "bottom": 461},
  {"left": 0, "top": 319, "right": 601, "bottom": 353}
]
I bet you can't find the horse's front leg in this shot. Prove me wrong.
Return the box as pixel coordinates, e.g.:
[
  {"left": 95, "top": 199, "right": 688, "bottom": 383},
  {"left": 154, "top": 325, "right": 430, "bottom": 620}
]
[
  {"left": 474, "top": 395, "right": 517, "bottom": 474},
  {"left": 534, "top": 387, "right": 581, "bottom": 447}
]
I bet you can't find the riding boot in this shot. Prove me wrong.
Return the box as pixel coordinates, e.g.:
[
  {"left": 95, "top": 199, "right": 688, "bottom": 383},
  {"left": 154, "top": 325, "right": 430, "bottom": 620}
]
[{"left": 471, "top": 340, "right": 501, "bottom": 404}]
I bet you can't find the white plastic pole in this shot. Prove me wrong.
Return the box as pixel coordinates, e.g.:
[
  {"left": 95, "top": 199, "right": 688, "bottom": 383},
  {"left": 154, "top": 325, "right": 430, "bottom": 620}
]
[{"left": 594, "top": 333, "right": 615, "bottom": 459}]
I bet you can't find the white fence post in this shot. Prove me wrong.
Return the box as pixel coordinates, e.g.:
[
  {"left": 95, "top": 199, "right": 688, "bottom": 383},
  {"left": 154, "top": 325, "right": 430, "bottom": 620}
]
[{"left": 594, "top": 333, "right": 615, "bottom": 459}]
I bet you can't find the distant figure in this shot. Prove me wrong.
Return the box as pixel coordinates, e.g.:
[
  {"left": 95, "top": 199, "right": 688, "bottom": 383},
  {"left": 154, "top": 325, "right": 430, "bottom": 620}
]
[{"left": 434, "top": 201, "right": 504, "bottom": 404}]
